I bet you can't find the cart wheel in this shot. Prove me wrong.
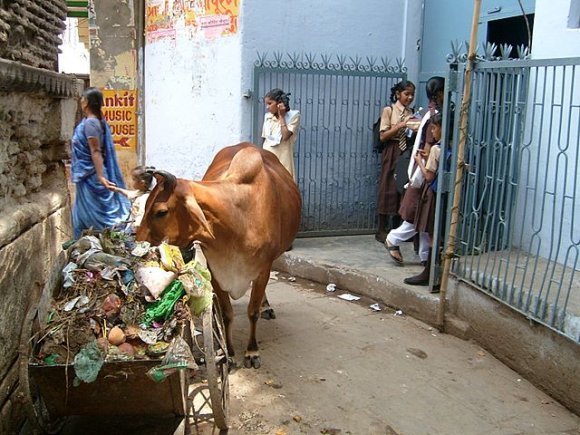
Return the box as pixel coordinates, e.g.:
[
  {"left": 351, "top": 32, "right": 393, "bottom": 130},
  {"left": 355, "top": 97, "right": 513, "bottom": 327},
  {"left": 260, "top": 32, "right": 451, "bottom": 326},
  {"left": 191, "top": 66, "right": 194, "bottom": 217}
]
[
  {"left": 202, "top": 296, "right": 230, "bottom": 430},
  {"left": 19, "top": 304, "right": 66, "bottom": 434}
]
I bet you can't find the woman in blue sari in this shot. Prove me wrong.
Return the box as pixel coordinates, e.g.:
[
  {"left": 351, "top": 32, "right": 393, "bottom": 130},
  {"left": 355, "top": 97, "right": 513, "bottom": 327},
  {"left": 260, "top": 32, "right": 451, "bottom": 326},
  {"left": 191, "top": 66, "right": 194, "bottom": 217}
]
[{"left": 71, "top": 87, "right": 130, "bottom": 239}]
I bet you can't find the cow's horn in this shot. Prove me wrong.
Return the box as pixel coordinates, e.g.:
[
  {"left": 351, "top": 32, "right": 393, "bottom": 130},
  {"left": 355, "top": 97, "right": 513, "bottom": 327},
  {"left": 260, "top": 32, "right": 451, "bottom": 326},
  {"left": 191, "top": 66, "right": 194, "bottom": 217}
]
[{"left": 152, "top": 170, "right": 176, "bottom": 192}]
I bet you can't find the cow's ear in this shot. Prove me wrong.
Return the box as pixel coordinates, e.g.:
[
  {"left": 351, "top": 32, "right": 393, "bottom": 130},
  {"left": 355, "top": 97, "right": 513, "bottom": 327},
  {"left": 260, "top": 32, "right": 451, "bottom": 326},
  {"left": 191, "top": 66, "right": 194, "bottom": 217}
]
[{"left": 185, "top": 196, "right": 215, "bottom": 240}]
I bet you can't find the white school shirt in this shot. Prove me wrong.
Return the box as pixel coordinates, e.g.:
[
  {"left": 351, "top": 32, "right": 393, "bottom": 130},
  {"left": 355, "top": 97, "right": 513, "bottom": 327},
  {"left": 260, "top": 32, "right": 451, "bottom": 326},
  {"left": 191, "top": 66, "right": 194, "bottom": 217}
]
[{"left": 261, "top": 110, "right": 301, "bottom": 178}]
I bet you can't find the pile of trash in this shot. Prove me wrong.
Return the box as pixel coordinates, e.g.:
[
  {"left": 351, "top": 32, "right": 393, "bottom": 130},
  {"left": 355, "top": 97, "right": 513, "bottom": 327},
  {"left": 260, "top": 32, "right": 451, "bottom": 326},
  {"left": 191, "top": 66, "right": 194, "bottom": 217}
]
[{"left": 32, "top": 229, "right": 213, "bottom": 383}]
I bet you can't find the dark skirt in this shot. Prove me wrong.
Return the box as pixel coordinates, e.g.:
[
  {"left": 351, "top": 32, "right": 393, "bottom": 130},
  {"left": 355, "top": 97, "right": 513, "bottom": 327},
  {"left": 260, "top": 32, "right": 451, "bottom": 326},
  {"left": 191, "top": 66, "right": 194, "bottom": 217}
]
[
  {"left": 377, "top": 141, "right": 401, "bottom": 215},
  {"left": 415, "top": 185, "right": 436, "bottom": 235},
  {"left": 398, "top": 185, "right": 422, "bottom": 223}
]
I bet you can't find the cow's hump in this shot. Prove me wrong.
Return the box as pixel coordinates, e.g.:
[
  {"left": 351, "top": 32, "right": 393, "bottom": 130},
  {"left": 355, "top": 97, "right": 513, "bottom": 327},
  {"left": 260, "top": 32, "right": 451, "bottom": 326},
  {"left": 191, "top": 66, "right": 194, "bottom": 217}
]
[{"left": 224, "top": 146, "right": 263, "bottom": 184}]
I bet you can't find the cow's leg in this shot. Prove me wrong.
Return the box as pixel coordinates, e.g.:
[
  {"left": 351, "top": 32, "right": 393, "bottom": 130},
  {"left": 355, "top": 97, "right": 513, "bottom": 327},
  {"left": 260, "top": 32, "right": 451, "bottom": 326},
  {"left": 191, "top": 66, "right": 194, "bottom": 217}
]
[
  {"left": 260, "top": 294, "right": 276, "bottom": 320},
  {"left": 244, "top": 267, "right": 270, "bottom": 369},
  {"left": 212, "top": 282, "right": 235, "bottom": 358}
]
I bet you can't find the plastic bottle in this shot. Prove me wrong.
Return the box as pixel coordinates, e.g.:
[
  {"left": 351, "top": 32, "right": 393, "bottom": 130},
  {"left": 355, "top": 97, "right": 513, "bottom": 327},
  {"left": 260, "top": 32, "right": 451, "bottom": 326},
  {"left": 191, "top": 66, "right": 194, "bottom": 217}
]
[{"left": 406, "top": 106, "right": 423, "bottom": 137}]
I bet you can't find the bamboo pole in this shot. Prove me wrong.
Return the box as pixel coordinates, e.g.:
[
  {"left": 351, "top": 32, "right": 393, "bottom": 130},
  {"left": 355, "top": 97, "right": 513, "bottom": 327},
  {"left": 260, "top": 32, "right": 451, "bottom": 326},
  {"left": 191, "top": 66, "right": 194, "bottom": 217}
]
[{"left": 436, "top": 0, "right": 482, "bottom": 331}]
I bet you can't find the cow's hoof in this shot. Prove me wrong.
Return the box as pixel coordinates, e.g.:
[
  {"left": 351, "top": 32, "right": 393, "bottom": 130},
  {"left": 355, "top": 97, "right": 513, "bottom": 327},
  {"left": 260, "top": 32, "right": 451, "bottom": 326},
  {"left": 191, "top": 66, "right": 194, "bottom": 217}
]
[
  {"left": 243, "top": 355, "right": 261, "bottom": 369},
  {"left": 260, "top": 308, "right": 276, "bottom": 320}
]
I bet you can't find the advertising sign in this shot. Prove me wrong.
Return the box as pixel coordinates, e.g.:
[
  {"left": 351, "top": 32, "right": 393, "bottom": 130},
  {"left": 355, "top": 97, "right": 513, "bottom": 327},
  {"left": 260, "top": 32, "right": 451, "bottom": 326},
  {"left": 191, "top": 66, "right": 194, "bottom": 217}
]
[{"left": 102, "top": 89, "right": 138, "bottom": 151}]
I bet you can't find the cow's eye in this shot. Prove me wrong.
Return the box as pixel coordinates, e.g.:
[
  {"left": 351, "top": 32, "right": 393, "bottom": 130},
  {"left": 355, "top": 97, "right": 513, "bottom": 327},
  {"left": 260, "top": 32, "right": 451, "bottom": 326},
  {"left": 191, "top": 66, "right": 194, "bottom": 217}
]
[{"left": 154, "top": 209, "right": 168, "bottom": 219}]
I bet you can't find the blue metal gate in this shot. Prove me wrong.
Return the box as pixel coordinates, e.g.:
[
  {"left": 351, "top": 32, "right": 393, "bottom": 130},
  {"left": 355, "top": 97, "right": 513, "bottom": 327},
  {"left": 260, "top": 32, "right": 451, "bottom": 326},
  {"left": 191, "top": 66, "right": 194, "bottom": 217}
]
[
  {"left": 436, "top": 44, "right": 580, "bottom": 343},
  {"left": 252, "top": 52, "right": 406, "bottom": 236}
]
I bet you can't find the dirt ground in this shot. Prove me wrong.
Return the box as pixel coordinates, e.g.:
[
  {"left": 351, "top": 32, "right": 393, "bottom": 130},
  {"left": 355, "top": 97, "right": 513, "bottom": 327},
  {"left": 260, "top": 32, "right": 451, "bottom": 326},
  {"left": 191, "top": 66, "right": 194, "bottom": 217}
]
[{"left": 34, "top": 273, "right": 580, "bottom": 435}]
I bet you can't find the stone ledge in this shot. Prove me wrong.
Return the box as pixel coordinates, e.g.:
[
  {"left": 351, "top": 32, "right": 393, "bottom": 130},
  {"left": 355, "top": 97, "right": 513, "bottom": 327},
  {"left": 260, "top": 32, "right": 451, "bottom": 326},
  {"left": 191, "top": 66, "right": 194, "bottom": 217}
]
[
  {"left": 0, "top": 188, "right": 69, "bottom": 249},
  {"left": 0, "top": 58, "right": 83, "bottom": 97}
]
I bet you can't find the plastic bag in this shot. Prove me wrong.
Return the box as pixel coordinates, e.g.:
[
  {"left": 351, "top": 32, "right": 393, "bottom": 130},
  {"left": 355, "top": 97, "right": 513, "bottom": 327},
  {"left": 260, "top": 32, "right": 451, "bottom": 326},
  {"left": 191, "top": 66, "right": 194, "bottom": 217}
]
[
  {"left": 62, "top": 262, "right": 78, "bottom": 288},
  {"left": 409, "top": 165, "right": 425, "bottom": 188},
  {"left": 146, "top": 336, "right": 198, "bottom": 383},
  {"left": 180, "top": 260, "right": 213, "bottom": 316},
  {"left": 158, "top": 242, "right": 185, "bottom": 272},
  {"left": 135, "top": 266, "right": 177, "bottom": 301},
  {"left": 157, "top": 241, "right": 213, "bottom": 316},
  {"left": 143, "top": 280, "right": 186, "bottom": 326},
  {"left": 73, "top": 341, "right": 105, "bottom": 384}
]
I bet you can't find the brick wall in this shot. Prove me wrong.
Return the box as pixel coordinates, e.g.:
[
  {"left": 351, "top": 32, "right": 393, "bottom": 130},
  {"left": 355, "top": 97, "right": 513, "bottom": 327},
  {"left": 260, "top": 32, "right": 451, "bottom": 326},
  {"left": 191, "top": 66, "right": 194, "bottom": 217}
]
[{"left": 0, "top": 0, "right": 67, "bottom": 70}]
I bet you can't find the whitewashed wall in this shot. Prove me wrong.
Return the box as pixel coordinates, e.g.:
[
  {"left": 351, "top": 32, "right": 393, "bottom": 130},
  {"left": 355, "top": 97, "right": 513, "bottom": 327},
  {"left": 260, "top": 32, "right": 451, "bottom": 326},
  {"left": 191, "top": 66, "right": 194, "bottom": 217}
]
[
  {"left": 532, "top": 0, "right": 580, "bottom": 59},
  {"left": 144, "top": 1, "right": 422, "bottom": 179},
  {"left": 145, "top": 28, "right": 243, "bottom": 179}
]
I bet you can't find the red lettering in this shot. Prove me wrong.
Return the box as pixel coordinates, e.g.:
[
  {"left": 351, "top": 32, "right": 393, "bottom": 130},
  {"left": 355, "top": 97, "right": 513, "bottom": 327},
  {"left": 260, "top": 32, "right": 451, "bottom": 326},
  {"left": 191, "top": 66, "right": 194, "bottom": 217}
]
[
  {"left": 147, "top": 6, "right": 158, "bottom": 17},
  {"left": 111, "top": 124, "right": 135, "bottom": 136},
  {"left": 103, "top": 109, "right": 133, "bottom": 122},
  {"left": 103, "top": 92, "right": 136, "bottom": 108}
]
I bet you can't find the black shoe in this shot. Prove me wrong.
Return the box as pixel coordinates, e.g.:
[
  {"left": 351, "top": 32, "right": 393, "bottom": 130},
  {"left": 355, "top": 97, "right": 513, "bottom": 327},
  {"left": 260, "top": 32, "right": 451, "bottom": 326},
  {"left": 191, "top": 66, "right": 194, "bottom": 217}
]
[
  {"left": 404, "top": 273, "right": 429, "bottom": 286},
  {"left": 405, "top": 248, "right": 431, "bottom": 285}
]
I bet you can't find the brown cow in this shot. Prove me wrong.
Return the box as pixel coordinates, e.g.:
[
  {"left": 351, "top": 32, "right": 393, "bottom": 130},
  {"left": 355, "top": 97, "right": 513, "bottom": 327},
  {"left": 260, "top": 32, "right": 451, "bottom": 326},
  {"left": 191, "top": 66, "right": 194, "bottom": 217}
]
[{"left": 136, "top": 143, "right": 301, "bottom": 368}]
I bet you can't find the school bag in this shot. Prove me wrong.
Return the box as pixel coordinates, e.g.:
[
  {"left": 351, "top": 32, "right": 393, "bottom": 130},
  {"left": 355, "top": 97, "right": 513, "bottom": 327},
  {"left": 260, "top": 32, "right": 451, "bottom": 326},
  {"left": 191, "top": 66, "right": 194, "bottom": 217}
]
[
  {"left": 373, "top": 105, "right": 394, "bottom": 153},
  {"left": 372, "top": 116, "right": 385, "bottom": 152}
]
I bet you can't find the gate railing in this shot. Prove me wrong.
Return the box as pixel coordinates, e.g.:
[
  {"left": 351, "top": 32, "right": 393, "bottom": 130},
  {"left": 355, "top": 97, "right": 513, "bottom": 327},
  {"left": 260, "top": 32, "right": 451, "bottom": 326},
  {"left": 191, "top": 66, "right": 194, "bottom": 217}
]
[
  {"left": 252, "top": 52, "right": 406, "bottom": 235},
  {"left": 438, "top": 47, "right": 580, "bottom": 343}
]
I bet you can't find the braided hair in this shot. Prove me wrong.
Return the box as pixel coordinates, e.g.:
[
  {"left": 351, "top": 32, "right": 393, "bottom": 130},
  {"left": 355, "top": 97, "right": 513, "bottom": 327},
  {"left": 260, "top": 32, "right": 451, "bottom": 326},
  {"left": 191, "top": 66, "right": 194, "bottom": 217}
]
[{"left": 425, "top": 76, "right": 445, "bottom": 110}]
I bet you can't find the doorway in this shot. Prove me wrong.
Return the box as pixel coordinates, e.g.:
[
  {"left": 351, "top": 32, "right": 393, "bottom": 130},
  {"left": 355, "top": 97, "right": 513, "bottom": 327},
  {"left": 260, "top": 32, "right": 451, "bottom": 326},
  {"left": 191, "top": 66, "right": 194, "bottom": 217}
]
[{"left": 487, "top": 13, "right": 534, "bottom": 57}]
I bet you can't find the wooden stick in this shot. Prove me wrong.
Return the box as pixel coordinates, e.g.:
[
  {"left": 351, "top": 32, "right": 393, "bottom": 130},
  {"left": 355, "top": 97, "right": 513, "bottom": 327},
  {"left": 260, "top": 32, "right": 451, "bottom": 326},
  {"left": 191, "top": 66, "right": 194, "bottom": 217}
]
[{"left": 437, "top": 0, "right": 482, "bottom": 331}]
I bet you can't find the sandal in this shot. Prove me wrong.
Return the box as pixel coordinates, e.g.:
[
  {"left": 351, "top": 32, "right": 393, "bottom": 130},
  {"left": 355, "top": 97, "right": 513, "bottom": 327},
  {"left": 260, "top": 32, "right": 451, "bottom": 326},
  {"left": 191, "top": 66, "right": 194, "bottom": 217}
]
[{"left": 385, "top": 240, "right": 404, "bottom": 265}]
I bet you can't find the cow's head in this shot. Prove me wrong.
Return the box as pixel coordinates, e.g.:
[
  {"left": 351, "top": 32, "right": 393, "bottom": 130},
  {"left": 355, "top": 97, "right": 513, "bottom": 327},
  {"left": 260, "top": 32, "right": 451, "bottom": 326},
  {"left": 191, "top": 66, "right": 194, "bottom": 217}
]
[{"left": 136, "top": 170, "right": 214, "bottom": 247}]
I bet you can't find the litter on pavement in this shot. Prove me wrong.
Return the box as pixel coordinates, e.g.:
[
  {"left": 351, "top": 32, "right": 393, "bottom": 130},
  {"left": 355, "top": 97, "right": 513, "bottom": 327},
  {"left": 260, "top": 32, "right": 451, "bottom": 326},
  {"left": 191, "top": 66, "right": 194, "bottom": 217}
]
[
  {"left": 338, "top": 293, "right": 360, "bottom": 301},
  {"left": 369, "top": 303, "right": 381, "bottom": 311},
  {"left": 326, "top": 283, "right": 336, "bottom": 292}
]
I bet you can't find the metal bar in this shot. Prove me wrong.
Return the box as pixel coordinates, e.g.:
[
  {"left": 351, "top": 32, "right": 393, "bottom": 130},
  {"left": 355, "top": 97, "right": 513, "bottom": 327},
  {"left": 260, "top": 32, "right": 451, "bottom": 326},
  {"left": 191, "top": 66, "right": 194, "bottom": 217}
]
[
  {"left": 475, "top": 57, "right": 580, "bottom": 69},
  {"left": 437, "top": 0, "right": 482, "bottom": 330}
]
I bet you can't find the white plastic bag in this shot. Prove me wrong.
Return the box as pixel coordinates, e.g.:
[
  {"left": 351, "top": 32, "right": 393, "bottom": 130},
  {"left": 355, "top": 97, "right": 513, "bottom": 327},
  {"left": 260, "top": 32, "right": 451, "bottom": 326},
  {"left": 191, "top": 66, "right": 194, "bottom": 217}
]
[
  {"left": 409, "top": 166, "right": 425, "bottom": 188},
  {"left": 135, "top": 266, "right": 177, "bottom": 301}
]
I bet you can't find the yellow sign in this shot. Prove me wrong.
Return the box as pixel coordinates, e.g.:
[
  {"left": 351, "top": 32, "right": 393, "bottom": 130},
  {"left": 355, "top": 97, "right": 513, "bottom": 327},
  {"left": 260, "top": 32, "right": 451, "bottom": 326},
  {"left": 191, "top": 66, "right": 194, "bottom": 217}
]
[{"left": 102, "top": 89, "right": 138, "bottom": 151}]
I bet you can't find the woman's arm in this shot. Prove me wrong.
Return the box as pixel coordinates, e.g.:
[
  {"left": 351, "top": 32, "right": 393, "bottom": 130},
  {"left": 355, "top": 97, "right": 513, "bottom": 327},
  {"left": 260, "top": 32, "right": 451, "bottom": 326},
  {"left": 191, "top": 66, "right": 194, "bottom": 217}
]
[
  {"left": 88, "top": 136, "right": 114, "bottom": 189},
  {"left": 277, "top": 104, "right": 294, "bottom": 141}
]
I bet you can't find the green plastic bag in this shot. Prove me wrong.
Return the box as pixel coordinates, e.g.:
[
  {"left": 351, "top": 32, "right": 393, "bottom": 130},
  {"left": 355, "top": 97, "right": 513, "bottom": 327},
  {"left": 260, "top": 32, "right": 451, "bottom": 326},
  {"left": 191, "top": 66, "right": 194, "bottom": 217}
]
[
  {"left": 143, "top": 280, "right": 186, "bottom": 326},
  {"left": 73, "top": 341, "right": 104, "bottom": 384}
]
